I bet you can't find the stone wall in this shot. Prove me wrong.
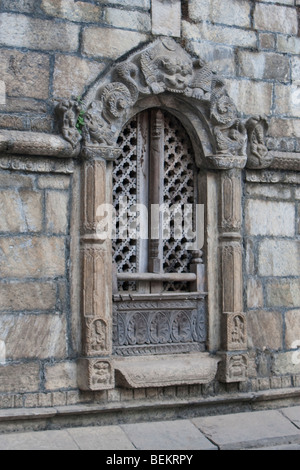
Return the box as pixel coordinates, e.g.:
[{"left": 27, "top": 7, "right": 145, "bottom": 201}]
[{"left": 0, "top": 0, "right": 299, "bottom": 414}]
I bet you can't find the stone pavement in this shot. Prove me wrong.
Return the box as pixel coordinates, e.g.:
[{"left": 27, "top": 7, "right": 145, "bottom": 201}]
[{"left": 0, "top": 406, "right": 299, "bottom": 451}]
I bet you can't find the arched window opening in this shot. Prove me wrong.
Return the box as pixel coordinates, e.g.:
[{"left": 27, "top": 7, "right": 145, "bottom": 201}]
[
  {"left": 112, "top": 108, "right": 199, "bottom": 293},
  {"left": 112, "top": 109, "right": 206, "bottom": 357}
]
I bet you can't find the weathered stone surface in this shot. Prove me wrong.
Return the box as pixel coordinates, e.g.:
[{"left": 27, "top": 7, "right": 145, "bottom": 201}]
[
  {"left": 0, "top": 13, "right": 80, "bottom": 52},
  {"left": 44, "top": 361, "right": 77, "bottom": 390},
  {"left": 254, "top": 3, "right": 298, "bottom": 35},
  {"left": 188, "top": 0, "right": 251, "bottom": 28},
  {"left": 0, "top": 114, "right": 25, "bottom": 130},
  {"left": 258, "top": 240, "right": 300, "bottom": 277},
  {"left": 151, "top": 0, "right": 181, "bottom": 37},
  {"left": 285, "top": 310, "right": 300, "bottom": 348},
  {"left": 192, "top": 410, "right": 300, "bottom": 450},
  {"left": 46, "top": 191, "right": 69, "bottom": 234},
  {"left": 245, "top": 183, "right": 291, "bottom": 199},
  {"left": 259, "top": 33, "right": 276, "bottom": 51},
  {"left": 82, "top": 27, "right": 148, "bottom": 59},
  {"left": 272, "top": 352, "right": 300, "bottom": 375},
  {"left": 291, "top": 56, "right": 300, "bottom": 85},
  {"left": 0, "top": 237, "right": 66, "bottom": 278},
  {"left": 247, "top": 311, "right": 283, "bottom": 350},
  {"left": 187, "top": 41, "right": 235, "bottom": 77},
  {"left": 245, "top": 200, "right": 295, "bottom": 237},
  {"left": 266, "top": 279, "right": 300, "bottom": 308},
  {"left": 277, "top": 35, "right": 300, "bottom": 55},
  {"left": 183, "top": 21, "right": 257, "bottom": 49},
  {"left": 0, "top": 97, "right": 47, "bottom": 114},
  {"left": 66, "top": 425, "right": 135, "bottom": 450},
  {"left": 53, "top": 55, "right": 104, "bottom": 100},
  {"left": 0, "top": 314, "right": 67, "bottom": 359},
  {"left": 247, "top": 278, "right": 264, "bottom": 309},
  {"left": 41, "top": 0, "right": 102, "bottom": 22},
  {"left": 98, "top": 0, "right": 150, "bottom": 7},
  {"left": 37, "top": 175, "right": 70, "bottom": 190},
  {"left": 275, "top": 85, "right": 300, "bottom": 118},
  {"left": 269, "top": 118, "right": 300, "bottom": 138},
  {"left": 238, "top": 51, "right": 290, "bottom": 82},
  {"left": 0, "top": 363, "right": 40, "bottom": 393},
  {"left": 104, "top": 7, "right": 151, "bottom": 32},
  {"left": 0, "top": 281, "right": 56, "bottom": 312},
  {"left": 0, "top": 0, "right": 37, "bottom": 13},
  {"left": 0, "top": 173, "right": 34, "bottom": 189},
  {"left": 225, "top": 79, "right": 273, "bottom": 116},
  {"left": 262, "top": 0, "right": 294, "bottom": 4},
  {"left": 0, "top": 49, "right": 50, "bottom": 100},
  {"left": 0, "top": 190, "right": 43, "bottom": 233},
  {"left": 121, "top": 420, "right": 216, "bottom": 450}
]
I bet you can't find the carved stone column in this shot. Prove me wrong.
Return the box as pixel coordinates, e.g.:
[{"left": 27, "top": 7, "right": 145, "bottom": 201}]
[
  {"left": 218, "top": 169, "right": 248, "bottom": 382},
  {"left": 78, "top": 147, "right": 119, "bottom": 391}
]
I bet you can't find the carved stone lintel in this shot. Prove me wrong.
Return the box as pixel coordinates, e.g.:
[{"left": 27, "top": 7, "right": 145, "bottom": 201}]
[
  {"left": 78, "top": 358, "right": 115, "bottom": 391},
  {"left": 218, "top": 352, "right": 248, "bottom": 383},
  {"left": 0, "top": 130, "right": 80, "bottom": 159}
]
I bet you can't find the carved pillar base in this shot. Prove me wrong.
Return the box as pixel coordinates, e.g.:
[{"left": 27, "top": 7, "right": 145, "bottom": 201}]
[
  {"left": 218, "top": 352, "right": 248, "bottom": 383},
  {"left": 78, "top": 358, "right": 115, "bottom": 391}
]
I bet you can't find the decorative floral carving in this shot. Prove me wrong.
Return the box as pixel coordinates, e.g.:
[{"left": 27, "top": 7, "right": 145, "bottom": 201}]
[
  {"left": 210, "top": 79, "right": 237, "bottom": 127},
  {"left": 113, "top": 298, "right": 206, "bottom": 354}
]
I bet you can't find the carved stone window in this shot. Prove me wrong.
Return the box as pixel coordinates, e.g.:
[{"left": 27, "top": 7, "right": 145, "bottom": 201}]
[{"left": 73, "top": 38, "right": 271, "bottom": 390}]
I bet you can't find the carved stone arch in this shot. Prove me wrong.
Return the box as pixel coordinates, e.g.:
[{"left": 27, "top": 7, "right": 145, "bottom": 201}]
[{"left": 76, "top": 38, "right": 271, "bottom": 391}]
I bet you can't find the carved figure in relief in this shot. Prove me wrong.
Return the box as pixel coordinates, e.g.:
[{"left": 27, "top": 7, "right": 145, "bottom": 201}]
[
  {"left": 246, "top": 115, "right": 272, "bottom": 168},
  {"left": 82, "top": 101, "right": 115, "bottom": 146},
  {"left": 214, "top": 120, "right": 247, "bottom": 157},
  {"left": 89, "top": 319, "right": 107, "bottom": 353},
  {"left": 141, "top": 39, "right": 213, "bottom": 100},
  {"left": 228, "top": 355, "right": 247, "bottom": 379},
  {"left": 231, "top": 315, "right": 245, "bottom": 345},
  {"left": 91, "top": 361, "right": 111, "bottom": 386},
  {"left": 56, "top": 99, "right": 82, "bottom": 148}
]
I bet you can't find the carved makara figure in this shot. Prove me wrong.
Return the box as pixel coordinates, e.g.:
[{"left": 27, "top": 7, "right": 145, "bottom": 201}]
[
  {"left": 82, "top": 101, "right": 115, "bottom": 146},
  {"left": 213, "top": 120, "right": 247, "bottom": 157}
]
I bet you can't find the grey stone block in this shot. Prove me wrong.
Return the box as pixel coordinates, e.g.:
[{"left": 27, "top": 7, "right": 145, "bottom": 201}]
[
  {"left": 192, "top": 410, "right": 300, "bottom": 450},
  {"left": 121, "top": 419, "right": 217, "bottom": 450},
  {"left": 67, "top": 425, "right": 135, "bottom": 450}
]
